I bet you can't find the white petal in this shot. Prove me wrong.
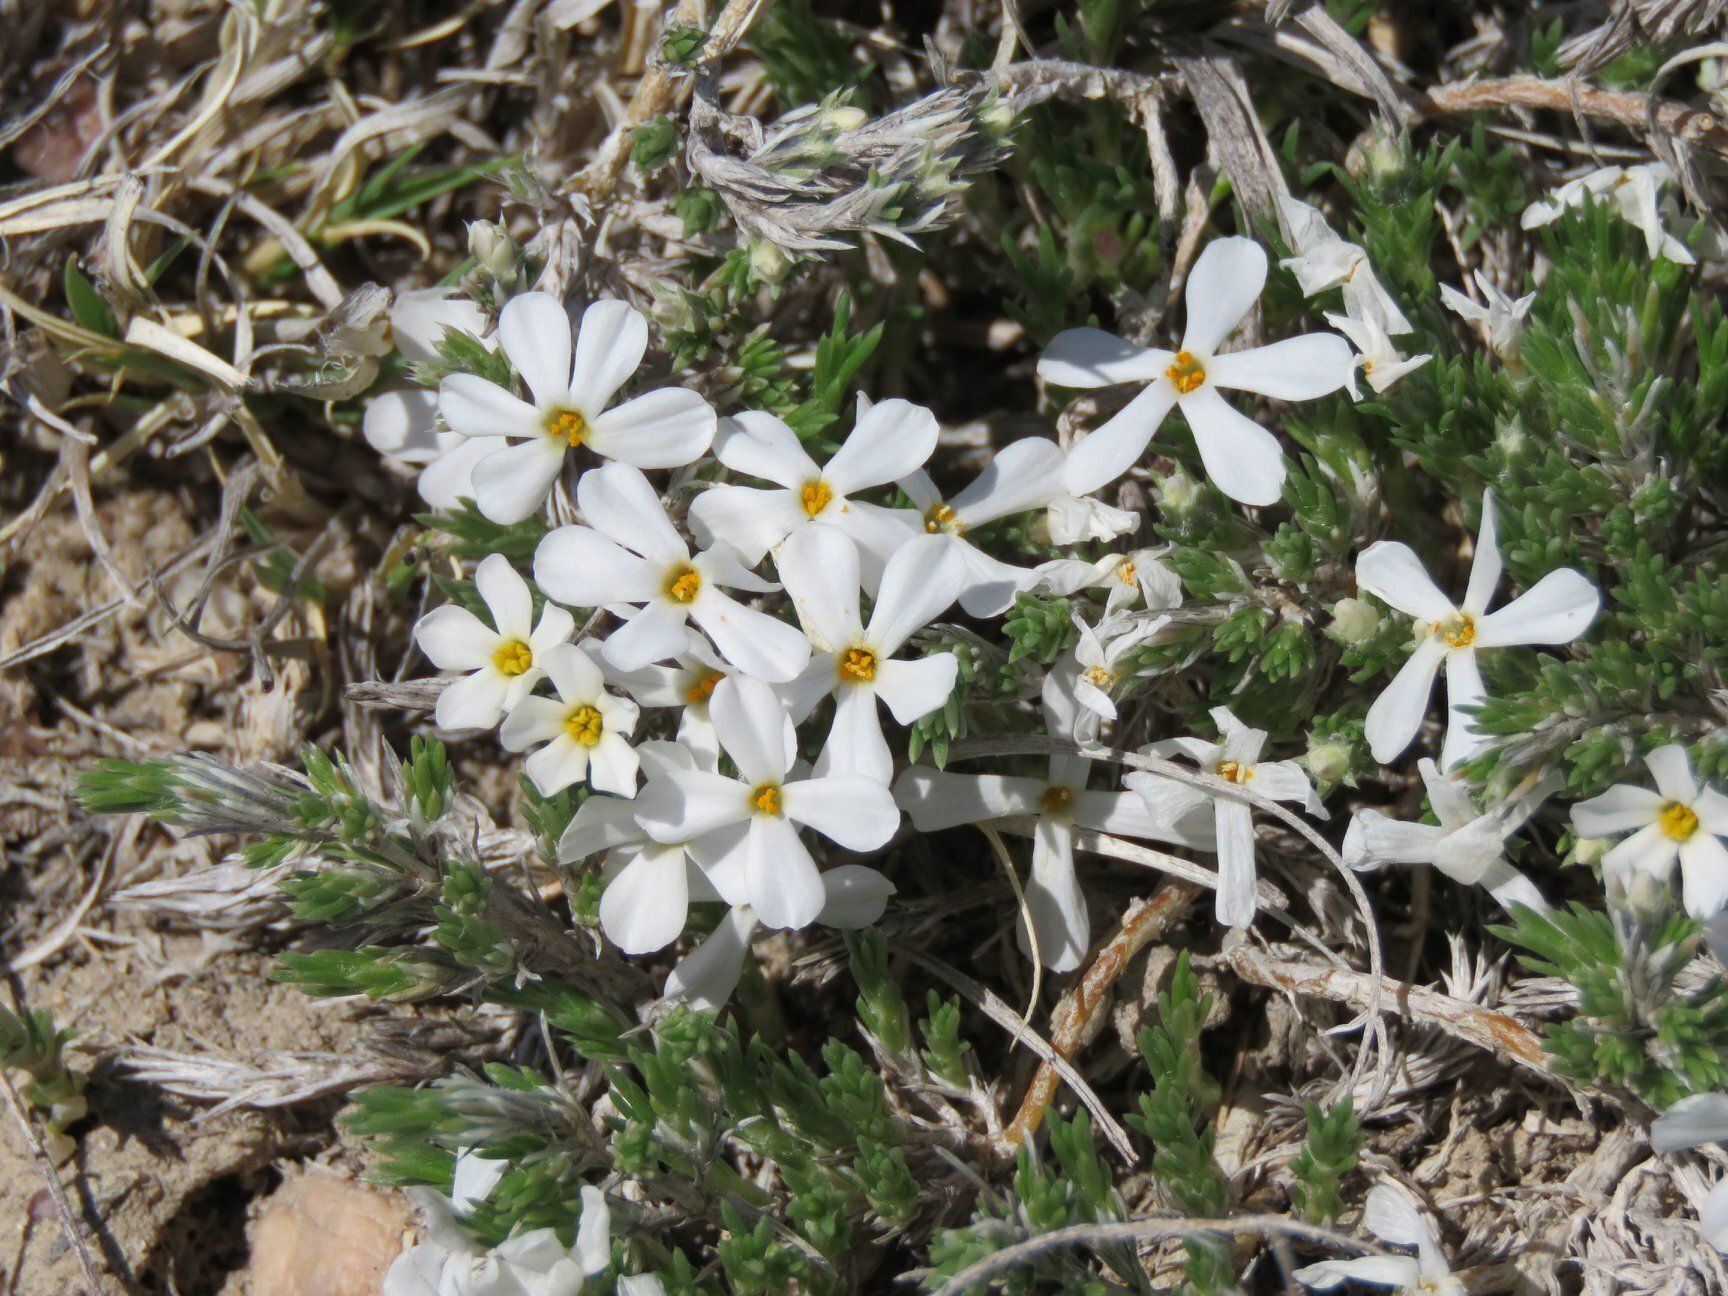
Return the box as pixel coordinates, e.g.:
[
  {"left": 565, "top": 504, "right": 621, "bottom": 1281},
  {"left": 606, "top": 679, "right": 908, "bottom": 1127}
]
[
  {"left": 1342, "top": 810, "right": 1443, "bottom": 870},
  {"left": 867, "top": 534, "right": 965, "bottom": 653},
  {"left": 687, "top": 486, "right": 805, "bottom": 564},
  {"left": 892, "top": 767, "right": 1043, "bottom": 828},
  {"left": 1647, "top": 744, "right": 1700, "bottom": 804},
  {"left": 814, "top": 686, "right": 892, "bottom": 785},
  {"left": 1365, "top": 635, "right": 1445, "bottom": 764},
  {"left": 1294, "top": 1257, "right": 1422, "bottom": 1291},
  {"left": 1076, "top": 787, "right": 1214, "bottom": 850},
  {"left": 713, "top": 411, "right": 819, "bottom": 488},
  {"left": 1205, "top": 333, "right": 1352, "bottom": 400},
  {"left": 1462, "top": 492, "right": 1502, "bottom": 616},
  {"left": 500, "top": 696, "right": 568, "bottom": 751},
  {"left": 1038, "top": 329, "right": 1172, "bottom": 389},
  {"left": 1651, "top": 1092, "right": 1728, "bottom": 1153},
  {"left": 1473, "top": 568, "right": 1600, "bottom": 647},
  {"left": 588, "top": 387, "right": 716, "bottom": 469},
  {"left": 575, "top": 1184, "right": 612, "bottom": 1276},
  {"left": 438, "top": 372, "right": 542, "bottom": 440},
  {"left": 577, "top": 461, "right": 687, "bottom": 563},
  {"left": 952, "top": 436, "right": 1068, "bottom": 525},
  {"left": 382, "top": 1245, "right": 446, "bottom": 1296},
  {"left": 776, "top": 523, "right": 863, "bottom": 651},
  {"left": 435, "top": 668, "right": 513, "bottom": 731},
  {"left": 664, "top": 906, "right": 757, "bottom": 1010},
  {"left": 415, "top": 605, "right": 496, "bottom": 670},
  {"left": 691, "top": 592, "right": 811, "bottom": 683},
  {"left": 830, "top": 502, "right": 922, "bottom": 590},
  {"left": 1019, "top": 818, "right": 1088, "bottom": 972},
  {"left": 1181, "top": 236, "right": 1267, "bottom": 356},
  {"left": 1252, "top": 760, "right": 1323, "bottom": 815},
  {"left": 364, "top": 388, "right": 443, "bottom": 459},
  {"left": 498, "top": 292, "right": 574, "bottom": 408},
  {"left": 709, "top": 675, "right": 796, "bottom": 784},
  {"left": 539, "top": 640, "right": 603, "bottom": 702},
  {"left": 1060, "top": 382, "right": 1178, "bottom": 496},
  {"left": 474, "top": 552, "right": 533, "bottom": 640},
  {"left": 417, "top": 435, "right": 503, "bottom": 511},
  {"left": 1604, "top": 821, "right": 1679, "bottom": 880},
  {"left": 1680, "top": 833, "right": 1728, "bottom": 920},
  {"left": 451, "top": 1150, "right": 508, "bottom": 1209},
  {"left": 391, "top": 289, "right": 487, "bottom": 364},
  {"left": 1178, "top": 387, "right": 1286, "bottom": 507},
  {"left": 784, "top": 775, "right": 901, "bottom": 850},
  {"left": 1213, "top": 800, "right": 1258, "bottom": 927},
  {"left": 955, "top": 543, "right": 1041, "bottom": 618},
  {"left": 602, "top": 600, "right": 693, "bottom": 671},
  {"left": 824, "top": 398, "right": 940, "bottom": 494},
  {"left": 1700, "top": 1178, "right": 1728, "bottom": 1253},
  {"left": 634, "top": 769, "right": 752, "bottom": 843},
  {"left": 534, "top": 525, "right": 659, "bottom": 607},
  {"left": 601, "top": 845, "right": 691, "bottom": 953},
  {"left": 471, "top": 436, "right": 565, "bottom": 524},
  {"left": 558, "top": 795, "right": 647, "bottom": 862},
  {"left": 588, "top": 733, "right": 641, "bottom": 796},
  {"left": 1481, "top": 859, "right": 1548, "bottom": 913},
  {"left": 746, "top": 816, "right": 826, "bottom": 930},
  {"left": 873, "top": 653, "right": 958, "bottom": 725},
  {"left": 525, "top": 737, "right": 593, "bottom": 796},
  {"left": 817, "top": 864, "right": 895, "bottom": 928},
  {"left": 570, "top": 298, "right": 646, "bottom": 413},
  {"left": 1355, "top": 542, "right": 1456, "bottom": 623},
  {"left": 1440, "top": 649, "right": 1489, "bottom": 772},
  {"left": 1572, "top": 783, "right": 1663, "bottom": 837}
]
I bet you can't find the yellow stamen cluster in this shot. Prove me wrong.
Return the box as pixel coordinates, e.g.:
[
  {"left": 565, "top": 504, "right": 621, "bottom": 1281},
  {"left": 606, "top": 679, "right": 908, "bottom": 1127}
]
[
  {"left": 839, "top": 647, "right": 878, "bottom": 684},
  {"left": 563, "top": 705, "right": 605, "bottom": 747},
  {"left": 1215, "top": 759, "right": 1254, "bottom": 784},
  {"left": 684, "top": 670, "right": 724, "bottom": 707},
  {"left": 752, "top": 783, "right": 783, "bottom": 816},
  {"left": 1659, "top": 800, "right": 1700, "bottom": 841},
  {"left": 1116, "top": 560, "right": 1137, "bottom": 586},
  {"left": 1083, "top": 665, "right": 1115, "bottom": 690},
  {"left": 800, "top": 479, "right": 833, "bottom": 517},
  {"left": 1039, "top": 785, "right": 1074, "bottom": 816},
  {"left": 924, "top": 503, "right": 961, "bottom": 535},
  {"left": 664, "top": 565, "right": 703, "bottom": 604},
  {"left": 492, "top": 640, "right": 533, "bottom": 676},
  {"left": 1439, "top": 613, "right": 1477, "bottom": 649},
  {"left": 546, "top": 407, "right": 587, "bottom": 446},
  {"left": 1165, "top": 350, "right": 1207, "bottom": 395}
]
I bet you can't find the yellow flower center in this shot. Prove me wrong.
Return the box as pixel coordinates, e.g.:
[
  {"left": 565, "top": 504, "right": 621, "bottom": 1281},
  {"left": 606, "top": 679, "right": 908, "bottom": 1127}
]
[
  {"left": 1165, "top": 350, "right": 1207, "bottom": 395},
  {"left": 1039, "top": 785, "right": 1074, "bottom": 816},
  {"left": 1083, "top": 664, "right": 1116, "bottom": 690},
  {"left": 1659, "top": 800, "right": 1700, "bottom": 841},
  {"left": 545, "top": 407, "right": 587, "bottom": 446},
  {"left": 664, "top": 565, "right": 703, "bottom": 604},
  {"left": 924, "top": 503, "right": 962, "bottom": 536},
  {"left": 800, "top": 479, "right": 833, "bottom": 517},
  {"left": 562, "top": 704, "right": 605, "bottom": 747},
  {"left": 1439, "top": 613, "right": 1476, "bottom": 649},
  {"left": 839, "top": 646, "right": 878, "bottom": 684},
  {"left": 752, "top": 783, "right": 783, "bottom": 816},
  {"left": 1116, "top": 560, "right": 1137, "bottom": 586},
  {"left": 684, "top": 670, "right": 724, "bottom": 707},
  {"left": 1215, "top": 759, "right": 1254, "bottom": 785},
  {"left": 492, "top": 640, "right": 533, "bottom": 677}
]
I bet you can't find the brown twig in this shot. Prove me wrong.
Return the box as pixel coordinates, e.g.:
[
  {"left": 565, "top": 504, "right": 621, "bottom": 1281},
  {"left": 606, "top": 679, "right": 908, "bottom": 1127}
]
[
  {"left": 1000, "top": 881, "right": 1203, "bottom": 1153},
  {"left": 1414, "top": 75, "right": 1728, "bottom": 157}
]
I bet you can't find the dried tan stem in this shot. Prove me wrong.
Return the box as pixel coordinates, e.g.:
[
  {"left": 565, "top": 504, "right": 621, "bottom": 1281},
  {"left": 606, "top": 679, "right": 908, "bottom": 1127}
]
[{"left": 1417, "top": 75, "right": 1728, "bottom": 156}]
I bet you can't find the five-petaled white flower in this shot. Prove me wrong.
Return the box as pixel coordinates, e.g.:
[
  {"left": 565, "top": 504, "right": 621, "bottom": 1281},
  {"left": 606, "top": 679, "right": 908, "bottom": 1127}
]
[
  {"left": 1058, "top": 612, "right": 1174, "bottom": 736},
  {"left": 1356, "top": 491, "right": 1599, "bottom": 769},
  {"left": 688, "top": 400, "right": 937, "bottom": 588},
  {"left": 414, "top": 553, "right": 576, "bottom": 732},
  {"left": 534, "top": 462, "right": 811, "bottom": 682},
  {"left": 1039, "top": 237, "right": 1353, "bottom": 507},
  {"left": 1521, "top": 162, "right": 1695, "bottom": 264},
  {"left": 1294, "top": 1183, "right": 1461, "bottom": 1295},
  {"left": 1572, "top": 745, "right": 1728, "bottom": 920},
  {"left": 1344, "top": 758, "right": 1549, "bottom": 913},
  {"left": 1277, "top": 195, "right": 1412, "bottom": 335},
  {"left": 1128, "top": 705, "right": 1324, "bottom": 929},
  {"left": 1325, "top": 310, "right": 1431, "bottom": 400},
  {"left": 439, "top": 292, "right": 717, "bottom": 524},
  {"left": 633, "top": 676, "right": 901, "bottom": 930},
  {"left": 1439, "top": 271, "right": 1536, "bottom": 362},
  {"left": 500, "top": 643, "right": 640, "bottom": 796},
  {"left": 777, "top": 525, "right": 965, "bottom": 784},
  {"left": 1034, "top": 548, "right": 1182, "bottom": 617},
  {"left": 899, "top": 437, "right": 1068, "bottom": 616}
]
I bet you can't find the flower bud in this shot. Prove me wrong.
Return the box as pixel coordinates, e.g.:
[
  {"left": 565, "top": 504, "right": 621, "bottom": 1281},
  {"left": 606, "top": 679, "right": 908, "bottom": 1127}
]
[
  {"left": 468, "top": 221, "right": 516, "bottom": 280},
  {"left": 1330, "top": 597, "right": 1380, "bottom": 644},
  {"left": 1157, "top": 469, "right": 1200, "bottom": 515},
  {"left": 1305, "top": 739, "right": 1351, "bottom": 785},
  {"left": 822, "top": 104, "right": 868, "bottom": 132},
  {"left": 748, "top": 238, "right": 791, "bottom": 284}
]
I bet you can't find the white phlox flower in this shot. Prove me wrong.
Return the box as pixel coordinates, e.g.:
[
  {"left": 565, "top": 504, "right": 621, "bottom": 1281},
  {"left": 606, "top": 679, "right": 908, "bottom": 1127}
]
[
  {"left": 894, "top": 677, "right": 1215, "bottom": 972},
  {"left": 1439, "top": 270, "right": 1535, "bottom": 361},
  {"left": 687, "top": 399, "right": 938, "bottom": 588},
  {"left": 1033, "top": 548, "right": 1182, "bottom": 618},
  {"left": 632, "top": 676, "right": 901, "bottom": 930},
  {"left": 415, "top": 553, "right": 576, "bottom": 732},
  {"left": 1343, "top": 758, "right": 1550, "bottom": 912},
  {"left": 534, "top": 462, "right": 811, "bottom": 682},
  {"left": 500, "top": 643, "right": 640, "bottom": 796},
  {"left": 1325, "top": 310, "right": 1432, "bottom": 399},
  {"left": 1277, "top": 195, "right": 1413, "bottom": 335},
  {"left": 1521, "top": 162, "right": 1696, "bottom": 264},
  {"left": 383, "top": 1167, "right": 611, "bottom": 1296},
  {"left": 1066, "top": 612, "right": 1174, "bottom": 732},
  {"left": 1572, "top": 744, "right": 1728, "bottom": 919},
  {"left": 1042, "top": 491, "right": 1141, "bottom": 546},
  {"left": 1294, "top": 1182, "right": 1461, "bottom": 1295},
  {"left": 663, "top": 865, "right": 895, "bottom": 1010},
  {"left": 438, "top": 292, "right": 717, "bottom": 524},
  {"left": 594, "top": 632, "right": 731, "bottom": 765},
  {"left": 1040, "top": 236, "right": 1354, "bottom": 506},
  {"left": 1355, "top": 491, "right": 1599, "bottom": 769},
  {"left": 1128, "top": 705, "right": 1324, "bottom": 929},
  {"left": 776, "top": 524, "right": 965, "bottom": 784},
  {"left": 899, "top": 436, "right": 1068, "bottom": 616}
]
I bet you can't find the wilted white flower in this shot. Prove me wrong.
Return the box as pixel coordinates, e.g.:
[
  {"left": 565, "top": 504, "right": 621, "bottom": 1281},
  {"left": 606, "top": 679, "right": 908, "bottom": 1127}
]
[
  {"left": 1128, "top": 705, "right": 1323, "bottom": 929},
  {"left": 1034, "top": 549, "right": 1182, "bottom": 617},
  {"left": 500, "top": 643, "right": 640, "bottom": 796},
  {"left": 1326, "top": 310, "right": 1431, "bottom": 399},
  {"left": 1065, "top": 612, "right": 1173, "bottom": 731},
  {"left": 777, "top": 525, "right": 965, "bottom": 784},
  {"left": 1356, "top": 492, "right": 1599, "bottom": 768},
  {"left": 438, "top": 293, "right": 717, "bottom": 524},
  {"left": 899, "top": 437, "right": 1068, "bottom": 616},
  {"left": 1439, "top": 271, "right": 1536, "bottom": 361},
  {"left": 1040, "top": 237, "right": 1353, "bottom": 506},
  {"left": 1295, "top": 1183, "right": 1460, "bottom": 1295},
  {"left": 1572, "top": 745, "right": 1728, "bottom": 919},
  {"left": 1521, "top": 162, "right": 1695, "bottom": 264},
  {"left": 1343, "top": 757, "right": 1549, "bottom": 912},
  {"left": 1277, "top": 194, "right": 1413, "bottom": 334},
  {"left": 633, "top": 676, "right": 900, "bottom": 930},
  {"left": 687, "top": 400, "right": 937, "bottom": 587},
  {"left": 534, "top": 462, "right": 810, "bottom": 682},
  {"left": 414, "top": 554, "right": 576, "bottom": 731},
  {"left": 1042, "top": 491, "right": 1141, "bottom": 546}
]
